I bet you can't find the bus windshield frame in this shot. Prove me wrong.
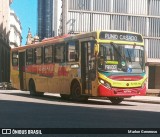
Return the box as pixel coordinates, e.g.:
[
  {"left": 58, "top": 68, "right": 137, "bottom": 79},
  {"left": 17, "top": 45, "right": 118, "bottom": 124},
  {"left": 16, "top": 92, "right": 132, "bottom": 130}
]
[{"left": 98, "top": 43, "right": 145, "bottom": 74}]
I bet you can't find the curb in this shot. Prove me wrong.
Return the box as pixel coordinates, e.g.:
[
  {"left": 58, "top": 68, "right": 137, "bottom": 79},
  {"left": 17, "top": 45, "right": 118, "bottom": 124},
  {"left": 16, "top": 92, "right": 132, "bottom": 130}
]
[
  {"left": 124, "top": 98, "right": 160, "bottom": 104},
  {"left": 146, "top": 90, "right": 160, "bottom": 97},
  {"left": 146, "top": 93, "right": 160, "bottom": 97}
]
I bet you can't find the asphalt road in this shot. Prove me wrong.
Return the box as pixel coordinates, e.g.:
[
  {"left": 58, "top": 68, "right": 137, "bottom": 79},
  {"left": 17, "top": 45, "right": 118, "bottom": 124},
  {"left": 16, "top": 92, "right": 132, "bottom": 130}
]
[{"left": 0, "top": 90, "right": 160, "bottom": 137}]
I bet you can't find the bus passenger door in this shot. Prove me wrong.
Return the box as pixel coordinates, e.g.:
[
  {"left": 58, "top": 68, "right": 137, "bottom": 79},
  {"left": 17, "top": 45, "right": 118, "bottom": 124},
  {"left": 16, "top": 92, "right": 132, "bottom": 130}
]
[
  {"left": 81, "top": 41, "right": 96, "bottom": 95},
  {"left": 19, "top": 51, "right": 26, "bottom": 90}
]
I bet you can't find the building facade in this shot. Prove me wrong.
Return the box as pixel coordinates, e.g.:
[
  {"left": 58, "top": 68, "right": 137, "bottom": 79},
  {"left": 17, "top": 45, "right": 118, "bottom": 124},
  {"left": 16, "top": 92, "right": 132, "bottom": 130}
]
[
  {"left": 54, "top": 0, "right": 62, "bottom": 36},
  {"left": 0, "top": 0, "right": 12, "bottom": 82},
  {"left": 37, "top": 0, "right": 54, "bottom": 40},
  {"left": 59, "top": 0, "right": 160, "bottom": 90},
  {"left": 9, "top": 10, "right": 22, "bottom": 48},
  {"left": 38, "top": 0, "right": 160, "bottom": 89}
]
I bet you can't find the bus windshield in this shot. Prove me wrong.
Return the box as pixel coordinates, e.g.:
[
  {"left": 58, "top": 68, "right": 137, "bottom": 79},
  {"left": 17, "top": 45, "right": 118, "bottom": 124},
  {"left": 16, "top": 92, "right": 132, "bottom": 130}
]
[{"left": 98, "top": 43, "right": 145, "bottom": 73}]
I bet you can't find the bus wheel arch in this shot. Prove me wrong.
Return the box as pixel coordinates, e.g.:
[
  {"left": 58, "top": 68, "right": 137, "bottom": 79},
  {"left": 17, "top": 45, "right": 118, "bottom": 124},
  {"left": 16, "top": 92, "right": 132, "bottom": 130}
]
[
  {"left": 70, "top": 79, "right": 88, "bottom": 101},
  {"left": 29, "top": 79, "right": 44, "bottom": 96},
  {"left": 71, "top": 79, "right": 81, "bottom": 99}
]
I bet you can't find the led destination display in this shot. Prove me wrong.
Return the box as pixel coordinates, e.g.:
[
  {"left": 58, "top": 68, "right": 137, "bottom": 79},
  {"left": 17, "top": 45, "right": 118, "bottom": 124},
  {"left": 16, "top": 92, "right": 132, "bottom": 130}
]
[{"left": 100, "top": 32, "right": 143, "bottom": 42}]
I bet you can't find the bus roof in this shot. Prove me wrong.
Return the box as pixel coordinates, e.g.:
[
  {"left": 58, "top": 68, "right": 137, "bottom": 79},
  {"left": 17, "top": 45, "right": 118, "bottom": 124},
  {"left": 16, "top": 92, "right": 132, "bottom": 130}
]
[{"left": 11, "top": 30, "right": 143, "bottom": 51}]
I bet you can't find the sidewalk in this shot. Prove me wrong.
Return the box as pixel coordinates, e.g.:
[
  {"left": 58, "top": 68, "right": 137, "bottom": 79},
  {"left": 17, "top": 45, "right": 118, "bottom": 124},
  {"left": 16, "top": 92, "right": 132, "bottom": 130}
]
[
  {"left": 124, "top": 89, "right": 160, "bottom": 104},
  {"left": 146, "top": 89, "right": 160, "bottom": 96},
  {"left": 124, "top": 96, "right": 160, "bottom": 104}
]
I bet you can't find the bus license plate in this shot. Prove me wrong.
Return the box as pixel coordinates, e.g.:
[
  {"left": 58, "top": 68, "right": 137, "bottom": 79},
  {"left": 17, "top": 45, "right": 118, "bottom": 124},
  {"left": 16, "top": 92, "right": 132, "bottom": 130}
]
[{"left": 124, "top": 90, "right": 131, "bottom": 93}]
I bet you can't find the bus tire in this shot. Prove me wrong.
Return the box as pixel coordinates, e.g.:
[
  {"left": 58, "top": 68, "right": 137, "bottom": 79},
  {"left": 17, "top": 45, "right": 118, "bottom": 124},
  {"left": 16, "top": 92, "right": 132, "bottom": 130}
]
[
  {"left": 29, "top": 80, "right": 36, "bottom": 96},
  {"left": 36, "top": 92, "right": 44, "bottom": 96},
  {"left": 108, "top": 97, "right": 124, "bottom": 105},
  {"left": 71, "top": 81, "right": 88, "bottom": 102},
  {"left": 29, "top": 80, "right": 44, "bottom": 96}
]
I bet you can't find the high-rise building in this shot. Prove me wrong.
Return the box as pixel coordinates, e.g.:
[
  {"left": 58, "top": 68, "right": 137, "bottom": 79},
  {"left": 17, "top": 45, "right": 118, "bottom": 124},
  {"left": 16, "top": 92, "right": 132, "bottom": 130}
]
[
  {"left": 37, "top": 0, "right": 54, "bottom": 40},
  {"left": 54, "top": 0, "right": 62, "bottom": 36}
]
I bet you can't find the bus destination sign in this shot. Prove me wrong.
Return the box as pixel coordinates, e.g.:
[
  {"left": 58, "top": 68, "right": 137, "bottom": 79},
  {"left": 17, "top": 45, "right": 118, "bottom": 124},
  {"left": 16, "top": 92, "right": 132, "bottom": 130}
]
[{"left": 100, "top": 32, "right": 143, "bottom": 42}]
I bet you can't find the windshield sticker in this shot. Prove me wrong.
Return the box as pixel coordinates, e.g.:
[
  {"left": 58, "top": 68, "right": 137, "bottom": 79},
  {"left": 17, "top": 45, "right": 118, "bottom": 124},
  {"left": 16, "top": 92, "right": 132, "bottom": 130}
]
[
  {"left": 106, "top": 61, "right": 118, "bottom": 65},
  {"left": 127, "top": 67, "right": 132, "bottom": 73},
  {"left": 105, "top": 65, "right": 117, "bottom": 71},
  {"left": 121, "top": 61, "right": 126, "bottom": 67}
]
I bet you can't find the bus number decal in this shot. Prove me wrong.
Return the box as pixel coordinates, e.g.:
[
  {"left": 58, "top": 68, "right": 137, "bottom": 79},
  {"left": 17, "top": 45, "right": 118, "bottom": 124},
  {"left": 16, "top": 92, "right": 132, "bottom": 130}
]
[{"left": 105, "top": 65, "right": 117, "bottom": 71}]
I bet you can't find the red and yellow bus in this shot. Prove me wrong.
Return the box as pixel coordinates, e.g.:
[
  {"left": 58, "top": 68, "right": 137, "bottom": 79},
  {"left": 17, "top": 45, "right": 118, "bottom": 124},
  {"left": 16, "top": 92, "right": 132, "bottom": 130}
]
[{"left": 11, "top": 30, "right": 146, "bottom": 104}]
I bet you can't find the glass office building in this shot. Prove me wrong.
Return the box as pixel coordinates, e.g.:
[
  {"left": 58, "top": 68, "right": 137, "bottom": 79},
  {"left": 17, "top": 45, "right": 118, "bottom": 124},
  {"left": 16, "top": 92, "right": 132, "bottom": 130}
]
[{"left": 38, "top": 0, "right": 54, "bottom": 40}]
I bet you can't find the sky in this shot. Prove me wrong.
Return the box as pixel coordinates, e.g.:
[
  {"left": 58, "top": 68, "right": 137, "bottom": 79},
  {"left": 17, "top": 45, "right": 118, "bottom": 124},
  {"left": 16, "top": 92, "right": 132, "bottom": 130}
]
[{"left": 11, "top": 0, "right": 37, "bottom": 45}]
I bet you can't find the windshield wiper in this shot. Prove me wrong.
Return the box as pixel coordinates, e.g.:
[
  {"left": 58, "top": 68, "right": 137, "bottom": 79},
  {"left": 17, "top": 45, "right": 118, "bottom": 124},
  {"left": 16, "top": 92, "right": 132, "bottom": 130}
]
[
  {"left": 110, "top": 42, "right": 125, "bottom": 61},
  {"left": 127, "top": 49, "right": 132, "bottom": 63},
  {"left": 110, "top": 42, "right": 128, "bottom": 71}
]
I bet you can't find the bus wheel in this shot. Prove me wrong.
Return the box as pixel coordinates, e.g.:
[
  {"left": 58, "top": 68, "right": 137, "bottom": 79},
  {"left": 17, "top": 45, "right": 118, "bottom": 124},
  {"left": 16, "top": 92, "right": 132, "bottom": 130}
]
[
  {"left": 29, "top": 80, "right": 44, "bottom": 96},
  {"left": 36, "top": 92, "right": 44, "bottom": 96},
  {"left": 108, "top": 97, "right": 124, "bottom": 105},
  {"left": 60, "top": 94, "right": 70, "bottom": 100},
  {"left": 29, "top": 80, "right": 36, "bottom": 96},
  {"left": 71, "top": 81, "right": 88, "bottom": 102}
]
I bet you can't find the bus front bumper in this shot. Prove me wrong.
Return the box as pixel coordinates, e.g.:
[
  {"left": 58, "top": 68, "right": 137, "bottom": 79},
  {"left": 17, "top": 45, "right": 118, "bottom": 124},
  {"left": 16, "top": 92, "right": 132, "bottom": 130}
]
[{"left": 98, "top": 84, "right": 146, "bottom": 97}]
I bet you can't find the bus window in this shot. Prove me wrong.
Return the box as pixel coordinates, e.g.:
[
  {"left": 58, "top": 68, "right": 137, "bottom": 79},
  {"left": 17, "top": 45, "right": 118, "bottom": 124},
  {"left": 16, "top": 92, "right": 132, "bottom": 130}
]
[
  {"left": 67, "top": 41, "right": 79, "bottom": 62},
  {"left": 12, "top": 51, "right": 18, "bottom": 66},
  {"left": 44, "top": 45, "right": 53, "bottom": 64},
  {"left": 55, "top": 44, "right": 65, "bottom": 63},
  {"left": 75, "top": 41, "right": 79, "bottom": 61},
  {"left": 26, "top": 49, "right": 33, "bottom": 65},
  {"left": 88, "top": 41, "right": 95, "bottom": 70},
  {"left": 35, "top": 47, "right": 43, "bottom": 64}
]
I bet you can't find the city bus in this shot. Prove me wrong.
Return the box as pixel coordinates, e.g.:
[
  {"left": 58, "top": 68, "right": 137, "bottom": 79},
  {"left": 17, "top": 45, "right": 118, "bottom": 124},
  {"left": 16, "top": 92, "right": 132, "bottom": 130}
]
[{"left": 10, "top": 30, "right": 146, "bottom": 104}]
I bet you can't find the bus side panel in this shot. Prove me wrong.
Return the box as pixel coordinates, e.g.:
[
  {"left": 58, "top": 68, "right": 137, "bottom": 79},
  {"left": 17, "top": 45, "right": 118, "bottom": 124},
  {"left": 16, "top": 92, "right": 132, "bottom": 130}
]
[
  {"left": 10, "top": 67, "right": 20, "bottom": 89},
  {"left": 48, "top": 77, "right": 63, "bottom": 93},
  {"left": 90, "top": 79, "right": 99, "bottom": 96},
  {"left": 60, "top": 65, "right": 76, "bottom": 94},
  {"left": 48, "top": 64, "right": 66, "bottom": 93},
  {"left": 61, "top": 77, "right": 71, "bottom": 94},
  {"left": 35, "top": 76, "right": 48, "bottom": 92}
]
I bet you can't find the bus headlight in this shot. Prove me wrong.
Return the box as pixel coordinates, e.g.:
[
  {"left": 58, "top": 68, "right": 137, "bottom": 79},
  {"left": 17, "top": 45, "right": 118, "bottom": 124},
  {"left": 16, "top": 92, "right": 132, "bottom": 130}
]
[
  {"left": 99, "top": 78, "right": 111, "bottom": 89},
  {"left": 99, "top": 79, "right": 105, "bottom": 84},
  {"left": 105, "top": 82, "right": 111, "bottom": 89}
]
